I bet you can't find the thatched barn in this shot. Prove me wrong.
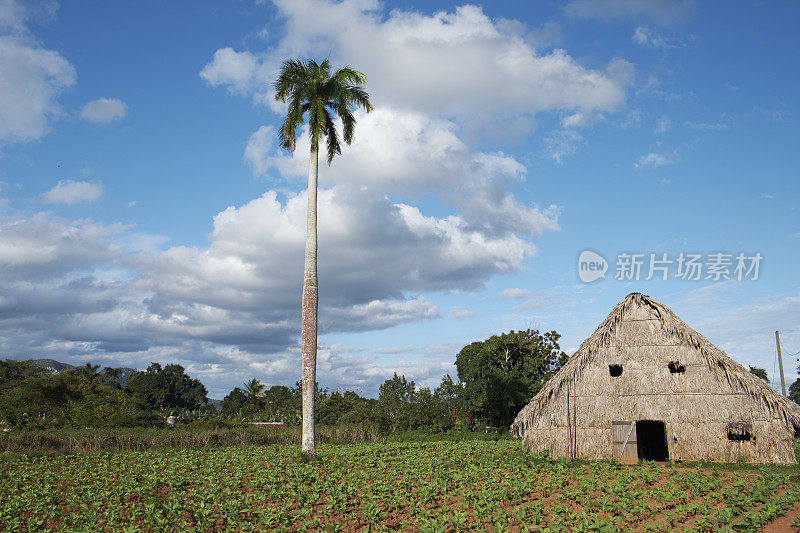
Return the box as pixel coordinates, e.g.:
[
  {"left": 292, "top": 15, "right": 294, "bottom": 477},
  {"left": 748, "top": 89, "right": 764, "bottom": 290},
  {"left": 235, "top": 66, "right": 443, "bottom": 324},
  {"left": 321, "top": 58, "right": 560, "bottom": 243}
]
[{"left": 511, "top": 293, "right": 800, "bottom": 464}]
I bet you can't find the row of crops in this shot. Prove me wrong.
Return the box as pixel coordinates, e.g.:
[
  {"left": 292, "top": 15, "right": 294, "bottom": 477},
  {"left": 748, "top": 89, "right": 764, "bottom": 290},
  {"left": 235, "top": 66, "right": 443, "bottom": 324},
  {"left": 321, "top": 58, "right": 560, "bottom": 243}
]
[{"left": 1, "top": 441, "right": 799, "bottom": 531}]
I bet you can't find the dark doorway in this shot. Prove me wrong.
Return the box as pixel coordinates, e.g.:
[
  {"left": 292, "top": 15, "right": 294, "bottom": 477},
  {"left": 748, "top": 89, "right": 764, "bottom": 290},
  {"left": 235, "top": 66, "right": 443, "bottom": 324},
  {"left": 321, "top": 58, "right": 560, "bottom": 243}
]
[{"left": 636, "top": 420, "right": 668, "bottom": 461}]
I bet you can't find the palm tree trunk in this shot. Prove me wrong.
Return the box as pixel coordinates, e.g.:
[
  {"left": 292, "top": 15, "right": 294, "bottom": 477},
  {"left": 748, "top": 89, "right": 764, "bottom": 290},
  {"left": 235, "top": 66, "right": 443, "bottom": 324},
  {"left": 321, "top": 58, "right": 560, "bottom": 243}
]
[{"left": 300, "top": 141, "right": 319, "bottom": 459}]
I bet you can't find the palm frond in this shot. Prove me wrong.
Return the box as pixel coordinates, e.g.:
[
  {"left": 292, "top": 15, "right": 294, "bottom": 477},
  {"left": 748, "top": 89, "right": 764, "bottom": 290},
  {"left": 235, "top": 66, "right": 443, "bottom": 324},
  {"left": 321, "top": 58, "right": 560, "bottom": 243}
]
[
  {"left": 274, "top": 59, "right": 310, "bottom": 102},
  {"left": 338, "top": 106, "right": 356, "bottom": 145},
  {"left": 332, "top": 66, "right": 367, "bottom": 86},
  {"left": 273, "top": 58, "right": 372, "bottom": 160},
  {"left": 278, "top": 97, "right": 305, "bottom": 151},
  {"left": 324, "top": 109, "right": 342, "bottom": 164}
]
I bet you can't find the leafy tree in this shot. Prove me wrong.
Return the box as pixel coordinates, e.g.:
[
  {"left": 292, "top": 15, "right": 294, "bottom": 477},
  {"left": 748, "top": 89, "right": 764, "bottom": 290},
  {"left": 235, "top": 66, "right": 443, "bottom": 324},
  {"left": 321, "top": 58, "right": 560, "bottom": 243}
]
[
  {"left": 748, "top": 366, "right": 769, "bottom": 382},
  {"left": 336, "top": 391, "right": 380, "bottom": 426},
  {"left": 408, "top": 387, "right": 451, "bottom": 431},
  {"left": 789, "top": 378, "right": 799, "bottom": 407},
  {"left": 263, "top": 385, "right": 300, "bottom": 422},
  {"left": 221, "top": 387, "right": 247, "bottom": 417},
  {"left": 456, "top": 329, "right": 568, "bottom": 429},
  {"left": 434, "top": 374, "right": 469, "bottom": 429},
  {"left": 125, "top": 363, "right": 207, "bottom": 411},
  {"left": 0, "top": 359, "right": 44, "bottom": 389},
  {"left": 317, "top": 391, "right": 354, "bottom": 425},
  {"left": 0, "top": 372, "right": 148, "bottom": 428},
  {"left": 789, "top": 378, "right": 800, "bottom": 404},
  {"left": 790, "top": 363, "right": 800, "bottom": 407},
  {"left": 274, "top": 58, "right": 372, "bottom": 458},
  {"left": 378, "top": 373, "right": 416, "bottom": 431}
]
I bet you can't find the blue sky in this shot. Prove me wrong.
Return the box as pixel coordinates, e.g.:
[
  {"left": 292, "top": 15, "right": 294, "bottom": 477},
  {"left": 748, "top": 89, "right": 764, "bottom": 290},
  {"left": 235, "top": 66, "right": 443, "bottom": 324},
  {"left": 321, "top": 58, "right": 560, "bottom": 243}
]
[{"left": 0, "top": 0, "right": 798, "bottom": 399}]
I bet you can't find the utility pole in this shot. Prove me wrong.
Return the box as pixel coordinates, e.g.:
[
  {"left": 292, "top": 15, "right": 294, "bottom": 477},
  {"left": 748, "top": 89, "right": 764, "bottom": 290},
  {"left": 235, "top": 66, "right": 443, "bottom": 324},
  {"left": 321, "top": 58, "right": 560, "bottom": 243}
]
[{"left": 775, "top": 330, "right": 786, "bottom": 396}]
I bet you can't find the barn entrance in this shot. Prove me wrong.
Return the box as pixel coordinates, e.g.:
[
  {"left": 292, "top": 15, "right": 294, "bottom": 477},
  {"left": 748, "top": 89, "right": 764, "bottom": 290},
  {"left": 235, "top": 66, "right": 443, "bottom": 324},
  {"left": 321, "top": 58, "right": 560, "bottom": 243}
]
[
  {"left": 612, "top": 420, "right": 668, "bottom": 463},
  {"left": 636, "top": 420, "right": 668, "bottom": 461}
]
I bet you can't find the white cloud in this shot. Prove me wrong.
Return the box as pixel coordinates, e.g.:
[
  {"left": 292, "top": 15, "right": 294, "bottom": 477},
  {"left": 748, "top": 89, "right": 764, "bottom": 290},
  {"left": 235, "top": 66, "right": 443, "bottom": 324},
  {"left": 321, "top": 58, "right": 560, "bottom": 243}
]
[
  {"left": 259, "top": 108, "right": 560, "bottom": 239},
  {"left": 620, "top": 109, "right": 643, "bottom": 129},
  {"left": 199, "top": 47, "right": 261, "bottom": 95},
  {"left": 525, "top": 21, "right": 563, "bottom": 49},
  {"left": 561, "top": 109, "right": 602, "bottom": 129},
  {"left": 635, "top": 151, "right": 675, "bottom": 169},
  {"left": 632, "top": 26, "right": 674, "bottom": 49},
  {"left": 500, "top": 288, "right": 533, "bottom": 299},
  {"left": 449, "top": 306, "right": 476, "bottom": 318},
  {"left": 685, "top": 121, "right": 729, "bottom": 131},
  {"left": 0, "top": 0, "right": 27, "bottom": 35},
  {"left": 42, "top": 180, "right": 102, "bottom": 205},
  {"left": 330, "top": 297, "right": 440, "bottom": 332},
  {"left": 141, "top": 187, "right": 539, "bottom": 318},
  {"left": 0, "top": 212, "right": 122, "bottom": 276},
  {"left": 543, "top": 129, "right": 583, "bottom": 163},
  {"left": 0, "top": 28, "right": 76, "bottom": 143},
  {"left": 566, "top": 0, "right": 696, "bottom": 25},
  {"left": 654, "top": 114, "right": 671, "bottom": 133},
  {"left": 0, "top": 174, "right": 550, "bottom": 395},
  {"left": 499, "top": 287, "right": 551, "bottom": 311},
  {"left": 244, "top": 125, "right": 273, "bottom": 176},
  {"left": 80, "top": 98, "right": 127, "bottom": 123},
  {"left": 675, "top": 290, "right": 800, "bottom": 388},
  {"left": 202, "top": 1, "right": 631, "bottom": 118}
]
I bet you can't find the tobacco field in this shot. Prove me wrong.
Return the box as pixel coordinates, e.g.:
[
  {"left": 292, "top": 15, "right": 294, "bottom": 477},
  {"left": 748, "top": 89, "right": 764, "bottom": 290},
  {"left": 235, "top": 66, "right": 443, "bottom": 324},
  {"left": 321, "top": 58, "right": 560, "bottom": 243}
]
[{"left": 1, "top": 440, "right": 799, "bottom": 532}]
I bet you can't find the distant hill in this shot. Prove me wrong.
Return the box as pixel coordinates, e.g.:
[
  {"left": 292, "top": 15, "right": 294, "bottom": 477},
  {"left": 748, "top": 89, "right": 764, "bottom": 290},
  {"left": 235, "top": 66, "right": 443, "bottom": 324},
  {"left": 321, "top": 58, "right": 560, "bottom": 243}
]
[
  {"left": 28, "top": 359, "right": 138, "bottom": 388},
  {"left": 28, "top": 358, "right": 75, "bottom": 374}
]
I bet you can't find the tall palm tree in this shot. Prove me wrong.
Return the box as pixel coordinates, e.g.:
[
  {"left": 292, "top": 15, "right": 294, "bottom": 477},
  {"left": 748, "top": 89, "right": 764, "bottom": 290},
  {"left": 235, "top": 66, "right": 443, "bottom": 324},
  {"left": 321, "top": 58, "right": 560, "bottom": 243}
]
[{"left": 274, "top": 59, "right": 372, "bottom": 458}]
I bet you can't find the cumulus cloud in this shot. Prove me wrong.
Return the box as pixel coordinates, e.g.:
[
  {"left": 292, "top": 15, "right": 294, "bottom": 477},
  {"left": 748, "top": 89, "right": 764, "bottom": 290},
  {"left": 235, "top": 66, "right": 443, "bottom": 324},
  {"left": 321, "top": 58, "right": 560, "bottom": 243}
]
[
  {"left": 244, "top": 125, "right": 273, "bottom": 176},
  {"left": 0, "top": 0, "right": 76, "bottom": 143},
  {"left": 140, "top": 187, "right": 538, "bottom": 319},
  {"left": 80, "top": 98, "right": 127, "bottom": 123},
  {"left": 42, "top": 180, "right": 102, "bottom": 204},
  {"left": 0, "top": 176, "right": 550, "bottom": 396},
  {"left": 201, "top": 1, "right": 631, "bottom": 118},
  {"left": 258, "top": 108, "right": 560, "bottom": 238},
  {"left": 199, "top": 47, "right": 261, "bottom": 95},
  {"left": 566, "top": 0, "right": 696, "bottom": 26},
  {"left": 0, "top": 212, "right": 123, "bottom": 279}
]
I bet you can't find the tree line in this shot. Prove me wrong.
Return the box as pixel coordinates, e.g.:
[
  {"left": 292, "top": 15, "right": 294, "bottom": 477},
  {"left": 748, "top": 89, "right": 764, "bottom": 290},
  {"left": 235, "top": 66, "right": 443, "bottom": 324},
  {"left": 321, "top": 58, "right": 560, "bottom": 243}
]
[
  {"left": 0, "top": 329, "right": 572, "bottom": 432},
  {"left": 3, "top": 329, "right": 796, "bottom": 432}
]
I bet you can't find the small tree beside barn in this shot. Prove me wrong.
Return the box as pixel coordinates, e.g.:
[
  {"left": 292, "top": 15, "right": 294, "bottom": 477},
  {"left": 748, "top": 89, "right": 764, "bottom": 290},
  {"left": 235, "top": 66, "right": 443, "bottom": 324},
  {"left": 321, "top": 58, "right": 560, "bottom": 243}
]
[{"left": 511, "top": 293, "right": 800, "bottom": 464}]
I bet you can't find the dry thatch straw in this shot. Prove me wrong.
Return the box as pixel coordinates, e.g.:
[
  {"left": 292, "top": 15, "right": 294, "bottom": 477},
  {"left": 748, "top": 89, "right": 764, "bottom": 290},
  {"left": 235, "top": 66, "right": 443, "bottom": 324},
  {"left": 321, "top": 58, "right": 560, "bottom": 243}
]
[{"left": 511, "top": 293, "right": 800, "bottom": 464}]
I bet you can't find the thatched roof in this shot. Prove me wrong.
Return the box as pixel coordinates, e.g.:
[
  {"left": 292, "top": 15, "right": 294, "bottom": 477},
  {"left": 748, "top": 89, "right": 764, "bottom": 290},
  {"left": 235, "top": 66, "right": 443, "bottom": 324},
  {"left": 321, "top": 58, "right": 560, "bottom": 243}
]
[{"left": 511, "top": 292, "right": 800, "bottom": 437}]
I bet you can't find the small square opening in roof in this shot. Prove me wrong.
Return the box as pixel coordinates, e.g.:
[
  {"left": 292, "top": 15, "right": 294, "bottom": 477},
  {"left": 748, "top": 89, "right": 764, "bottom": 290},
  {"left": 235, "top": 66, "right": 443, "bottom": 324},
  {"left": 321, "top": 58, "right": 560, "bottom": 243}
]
[{"left": 668, "top": 361, "right": 685, "bottom": 374}]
